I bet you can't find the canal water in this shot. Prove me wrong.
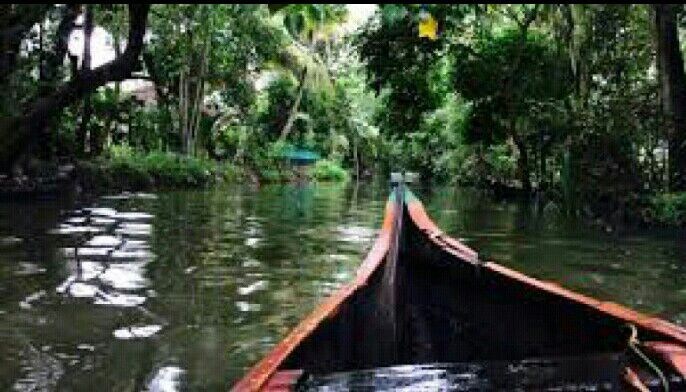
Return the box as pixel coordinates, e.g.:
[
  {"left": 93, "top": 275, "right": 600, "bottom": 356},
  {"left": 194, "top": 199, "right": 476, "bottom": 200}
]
[{"left": 0, "top": 182, "right": 684, "bottom": 390}]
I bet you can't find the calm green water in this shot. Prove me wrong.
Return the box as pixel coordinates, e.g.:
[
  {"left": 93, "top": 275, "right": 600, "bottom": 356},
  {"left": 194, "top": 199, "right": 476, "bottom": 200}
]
[{"left": 0, "top": 183, "right": 684, "bottom": 390}]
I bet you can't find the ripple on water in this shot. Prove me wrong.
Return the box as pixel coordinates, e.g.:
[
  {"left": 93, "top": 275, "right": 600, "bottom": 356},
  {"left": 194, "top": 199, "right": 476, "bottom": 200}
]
[
  {"left": 50, "top": 225, "right": 103, "bottom": 235},
  {"left": 235, "top": 301, "right": 261, "bottom": 312},
  {"left": 115, "top": 212, "right": 154, "bottom": 221},
  {"left": 244, "top": 237, "right": 261, "bottom": 248},
  {"left": 115, "top": 223, "right": 152, "bottom": 237},
  {"left": 237, "top": 280, "right": 268, "bottom": 296},
  {"left": 113, "top": 324, "right": 163, "bottom": 340},
  {"left": 61, "top": 247, "right": 112, "bottom": 259},
  {"left": 63, "top": 282, "right": 98, "bottom": 298},
  {"left": 145, "top": 366, "right": 185, "bottom": 392},
  {"left": 19, "top": 290, "right": 47, "bottom": 310},
  {"left": 336, "top": 225, "right": 377, "bottom": 243},
  {"left": 102, "top": 192, "right": 158, "bottom": 201},
  {"left": 86, "top": 235, "right": 122, "bottom": 248},
  {"left": 111, "top": 249, "right": 154, "bottom": 261},
  {"left": 241, "top": 258, "right": 262, "bottom": 268},
  {"left": 91, "top": 217, "right": 117, "bottom": 226},
  {"left": 12, "top": 345, "right": 63, "bottom": 392},
  {"left": 328, "top": 254, "right": 350, "bottom": 262},
  {"left": 100, "top": 262, "right": 150, "bottom": 290},
  {"left": 51, "top": 205, "right": 155, "bottom": 310},
  {"left": 14, "top": 262, "right": 46, "bottom": 276},
  {"left": 83, "top": 207, "right": 118, "bottom": 217},
  {"left": 94, "top": 291, "right": 146, "bottom": 307}
]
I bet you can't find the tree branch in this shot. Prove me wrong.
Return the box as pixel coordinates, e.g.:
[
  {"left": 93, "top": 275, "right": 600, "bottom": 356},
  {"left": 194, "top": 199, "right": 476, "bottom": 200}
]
[
  {"left": 41, "top": 4, "right": 80, "bottom": 90},
  {"left": 0, "top": 4, "right": 53, "bottom": 82},
  {"left": 0, "top": 4, "right": 151, "bottom": 169}
]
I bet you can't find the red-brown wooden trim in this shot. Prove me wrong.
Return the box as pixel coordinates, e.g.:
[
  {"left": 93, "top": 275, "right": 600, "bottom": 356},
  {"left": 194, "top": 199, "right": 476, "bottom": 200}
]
[
  {"left": 234, "top": 192, "right": 686, "bottom": 391},
  {"left": 483, "top": 263, "right": 686, "bottom": 346},
  {"left": 623, "top": 367, "right": 650, "bottom": 391},
  {"left": 644, "top": 341, "right": 686, "bottom": 376},
  {"left": 406, "top": 199, "right": 479, "bottom": 263},
  {"left": 261, "top": 370, "right": 303, "bottom": 391},
  {"left": 407, "top": 197, "right": 686, "bottom": 379},
  {"left": 231, "top": 200, "right": 397, "bottom": 391}
]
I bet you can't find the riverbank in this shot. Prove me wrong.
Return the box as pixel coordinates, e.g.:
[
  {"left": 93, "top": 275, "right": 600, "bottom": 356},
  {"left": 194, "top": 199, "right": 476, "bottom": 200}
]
[
  {"left": 76, "top": 153, "right": 350, "bottom": 193},
  {"left": 454, "top": 176, "right": 686, "bottom": 230},
  {"left": 2, "top": 147, "right": 350, "bottom": 197},
  {"left": 4, "top": 152, "right": 685, "bottom": 229}
]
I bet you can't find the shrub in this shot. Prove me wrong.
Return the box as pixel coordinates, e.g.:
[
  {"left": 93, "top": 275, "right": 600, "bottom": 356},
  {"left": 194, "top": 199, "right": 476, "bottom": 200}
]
[
  {"left": 309, "top": 159, "right": 349, "bottom": 182},
  {"left": 649, "top": 192, "right": 686, "bottom": 226},
  {"left": 79, "top": 144, "right": 234, "bottom": 191}
]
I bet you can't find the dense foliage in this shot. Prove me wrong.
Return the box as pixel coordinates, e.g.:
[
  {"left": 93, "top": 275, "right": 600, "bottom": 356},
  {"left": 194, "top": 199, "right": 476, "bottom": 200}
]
[
  {"left": 3, "top": 4, "right": 686, "bottom": 225},
  {"left": 357, "top": 4, "right": 686, "bottom": 226}
]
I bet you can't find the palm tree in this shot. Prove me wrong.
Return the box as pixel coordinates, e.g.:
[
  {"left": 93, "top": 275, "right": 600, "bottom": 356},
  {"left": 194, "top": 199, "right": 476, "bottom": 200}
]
[{"left": 270, "top": 5, "right": 347, "bottom": 142}]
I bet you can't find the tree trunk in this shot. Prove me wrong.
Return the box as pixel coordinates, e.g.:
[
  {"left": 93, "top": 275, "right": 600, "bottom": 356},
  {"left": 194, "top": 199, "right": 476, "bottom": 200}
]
[
  {"left": 353, "top": 136, "right": 360, "bottom": 179},
  {"left": 0, "top": 4, "right": 150, "bottom": 170},
  {"left": 43, "top": 5, "right": 79, "bottom": 89},
  {"left": 501, "top": 7, "right": 538, "bottom": 195},
  {"left": 179, "top": 69, "right": 191, "bottom": 154},
  {"left": 22, "top": 5, "right": 77, "bottom": 161},
  {"left": 105, "top": 33, "right": 123, "bottom": 151},
  {"left": 188, "top": 34, "right": 210, "bottom": 156},
  {"left": 0, "top": 5, "right": 53, "bottom": 84},
  {"left": 142, "top": 52, "right": 169, "bottom": 107},
  {"left": 279, "top": 68, "right": 307, "bottom": 142},
  {"left": 79, "top": 4, "right": 94, "bottom": 157},
  {"left": 513, "top": 134, "right": 532, "bottom": 194},
  {"left": 142, "top": 51, "right": 173, "bottom": 149},
  {"left": 655, "top": 4, "right": 686, "bottom": 191}
]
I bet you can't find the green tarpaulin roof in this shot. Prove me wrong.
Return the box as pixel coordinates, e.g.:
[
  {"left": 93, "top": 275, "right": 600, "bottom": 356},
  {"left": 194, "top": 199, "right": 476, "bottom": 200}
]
[{"left": 280, "top": 148, "right": 320, "bottom": 165}]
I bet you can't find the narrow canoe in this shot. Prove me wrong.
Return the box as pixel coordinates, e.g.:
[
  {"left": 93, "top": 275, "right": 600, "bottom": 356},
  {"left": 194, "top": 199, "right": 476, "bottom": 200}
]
[{"left": 233, "top": 186, "right": 686, "bottom": 391}]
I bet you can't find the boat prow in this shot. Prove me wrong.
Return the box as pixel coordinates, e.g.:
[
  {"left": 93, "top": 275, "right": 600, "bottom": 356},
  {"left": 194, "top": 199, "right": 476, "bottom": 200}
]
[{"left": 233, "top": 186, "right": 686, "bottom": 391}]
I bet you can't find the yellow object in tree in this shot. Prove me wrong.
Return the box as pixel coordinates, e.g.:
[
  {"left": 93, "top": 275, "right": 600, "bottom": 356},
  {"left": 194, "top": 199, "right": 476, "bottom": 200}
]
[{"left": 418, "top": 13, "right": 438, "bottom": 40}]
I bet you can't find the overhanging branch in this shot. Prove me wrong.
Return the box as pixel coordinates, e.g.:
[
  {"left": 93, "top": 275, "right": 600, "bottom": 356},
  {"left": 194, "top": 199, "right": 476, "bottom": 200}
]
[{"left": 0, "top": 4, "right": 151, "bottom": 168}]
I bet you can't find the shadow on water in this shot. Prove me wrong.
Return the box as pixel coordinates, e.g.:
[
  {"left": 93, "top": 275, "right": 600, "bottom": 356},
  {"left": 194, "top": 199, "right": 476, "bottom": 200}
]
[{"left": 0, "top": 182, "right": 683, "bottom": 389}]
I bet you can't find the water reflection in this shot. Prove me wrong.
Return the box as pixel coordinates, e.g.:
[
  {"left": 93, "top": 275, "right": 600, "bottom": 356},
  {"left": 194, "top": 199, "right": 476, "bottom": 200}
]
[
  {"left": 114, "top": 325, "right": 163, "bottom": 340},
  {"left": 0, "top": 184, "right": 683, "bottom": 390},
  {"left": 146, "top": 366, "right": 185, "bottom": 392},
  {"left": 12, "top": 345, "right": 63, "bottom": 392},
  {"left": 52, "top": 204, "right": 154, "bottom": 309}
]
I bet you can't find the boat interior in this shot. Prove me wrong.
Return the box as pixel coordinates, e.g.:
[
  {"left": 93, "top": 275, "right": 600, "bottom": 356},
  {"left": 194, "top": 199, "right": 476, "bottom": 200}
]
[{"left": 277, "top": 192, "right": 684, "bottom": 390}]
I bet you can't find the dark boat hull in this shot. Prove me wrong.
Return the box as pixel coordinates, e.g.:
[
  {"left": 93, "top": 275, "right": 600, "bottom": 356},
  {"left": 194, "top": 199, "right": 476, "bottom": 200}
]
[{"left": 233, "top": 189, "right": 686, "bottom": 391}]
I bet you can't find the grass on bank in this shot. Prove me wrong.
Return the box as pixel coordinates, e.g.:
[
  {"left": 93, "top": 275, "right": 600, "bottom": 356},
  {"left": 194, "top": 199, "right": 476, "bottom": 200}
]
[
  {"left": 77, "top": 145, "right": 348, "bottom": 191},
  {"left": 78, "top": 145, "right": 239, "bottom": 190}
]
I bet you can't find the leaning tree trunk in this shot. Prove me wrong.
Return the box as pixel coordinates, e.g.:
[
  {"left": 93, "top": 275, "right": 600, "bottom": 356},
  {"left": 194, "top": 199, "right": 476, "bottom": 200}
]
[
  {"left": 278, "top": 68, "right": 307, "bottom": 142},
  {"left": 0, "top": 4, "right": 150, "bottom": 170},
  {"left": 78, "top": 4, "right": 94, "bottom": 157},
  {"left": 655, "top": 4, "right": 686, "bottom": 191},
  {"left": 187, "top": 34, "right": 209, "bottom": 157}
]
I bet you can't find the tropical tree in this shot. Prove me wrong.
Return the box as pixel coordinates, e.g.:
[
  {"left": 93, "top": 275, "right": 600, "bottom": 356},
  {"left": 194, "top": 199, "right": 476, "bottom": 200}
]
[
  {"left": 143, "top": 4, "right": 281, "bottom": 155},
  {"left": 0, "top": 4, "right": 150, "bottom": 169},
  {"left": 654, "top": 4, "right": 686, "bottom": 190},
  {"left": 270, "top": 4, "right": 347, "bottom": 142}
]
